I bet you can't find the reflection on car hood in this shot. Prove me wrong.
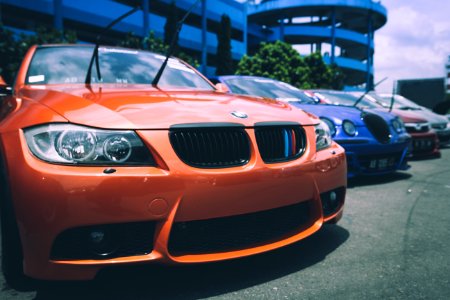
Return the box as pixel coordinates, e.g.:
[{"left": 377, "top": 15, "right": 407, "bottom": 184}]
[
  {"left": 289, "top": 103, "right": 366, "bottom": 126},
  {"left": 19, "top": 85, "right": 318, "bottom": 129},
  {"left": 290, "top": 103, "right": 400, "bottom": 126},
  {"left": 414, "top": 108, "right": 449, "bottom": 124}
]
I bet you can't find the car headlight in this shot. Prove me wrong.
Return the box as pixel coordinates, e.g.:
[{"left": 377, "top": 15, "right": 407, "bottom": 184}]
[
  {"left": 391, "top": 117, "right": 405, "bottom": 133},
  {"left": 320, "top": 117, "right": 336, "bottom": 136},
  {"left": 342, "top": 120, "right": 356, "bottom": 136},
  {"left": 24, "top": 124, "right": 155, "bottom": 165},
  {"left": 315, "top": 120, "right": 332, "bottom": 151}
]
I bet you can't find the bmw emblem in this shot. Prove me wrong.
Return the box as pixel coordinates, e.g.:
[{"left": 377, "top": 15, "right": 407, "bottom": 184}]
[{"left": 231, "top": 111, "right": 248, "bottom": 119}]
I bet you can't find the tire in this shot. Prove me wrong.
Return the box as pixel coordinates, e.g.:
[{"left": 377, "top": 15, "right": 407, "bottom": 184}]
[{"left": 0, "top": 157, "right": 34, "bottom": 290}]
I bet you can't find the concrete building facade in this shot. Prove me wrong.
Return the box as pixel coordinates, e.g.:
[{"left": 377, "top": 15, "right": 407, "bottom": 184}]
[{"left": 0, "top": 0, "right": 386, "bottom": 89}]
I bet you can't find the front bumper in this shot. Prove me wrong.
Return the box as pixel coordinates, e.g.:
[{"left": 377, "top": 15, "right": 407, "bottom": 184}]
[
  {"left": 409, "top": 131, "right": 441, "bottom": 158},
  {"left": 3, "top": 129, "right": 346, "bottom": 280},
  {"left": 336, "top": 137, "right": 411, "bottom": 178},
  {"left": 434, "top": 127, "right": 450, "bottom": 146}
]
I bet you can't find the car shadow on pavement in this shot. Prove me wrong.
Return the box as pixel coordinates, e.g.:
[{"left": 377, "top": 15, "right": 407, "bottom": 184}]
[
  {"left": 33, "top": 224, "right": 349, "bottom": 300},
  {"left": 348, "top": 171, "right": 412, "bottom": 188}
]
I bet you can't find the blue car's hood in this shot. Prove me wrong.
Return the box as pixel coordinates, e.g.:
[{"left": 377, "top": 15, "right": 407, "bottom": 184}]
[
  {"left": 290, "top": 103, "right": 366, "bottom": 126},
  {"left": 289, "top": 103, "right": 399, "bottom": 126}
]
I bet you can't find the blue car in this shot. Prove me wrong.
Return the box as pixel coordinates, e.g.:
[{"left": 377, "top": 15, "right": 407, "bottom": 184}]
[{"left": 212, "top": 76, "right": 411, "bottom": 178}]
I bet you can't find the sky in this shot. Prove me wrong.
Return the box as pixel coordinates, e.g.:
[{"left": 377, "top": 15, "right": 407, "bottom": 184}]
[
  {"left": 239, "top": 0, "right": 450, "bottom": 92},
  {"left": 374, "top": 0, "right": 450, "bottom": 92}
]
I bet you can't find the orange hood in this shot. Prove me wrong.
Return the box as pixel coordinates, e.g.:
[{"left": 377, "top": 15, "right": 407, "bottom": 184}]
[{"left": 19, "top": 85, "right": 318, "bottom": 129}]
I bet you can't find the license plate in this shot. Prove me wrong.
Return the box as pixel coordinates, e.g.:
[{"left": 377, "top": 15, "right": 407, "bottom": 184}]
[
  {"left": 369, "top": 158, "right": 391, "bottom": 170},
  {"left": 378, "top": 158, "right": 388, "bottom": 169}
]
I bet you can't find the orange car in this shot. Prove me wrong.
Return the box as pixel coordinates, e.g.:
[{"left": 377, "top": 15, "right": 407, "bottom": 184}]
[{"left": 0, "top": 44, "right": 346, "bottom": 286}]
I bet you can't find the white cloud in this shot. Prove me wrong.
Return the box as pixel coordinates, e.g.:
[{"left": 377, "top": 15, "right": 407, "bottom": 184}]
[{"left": 374, "top": 2, "right": 450, "bottom": 92}]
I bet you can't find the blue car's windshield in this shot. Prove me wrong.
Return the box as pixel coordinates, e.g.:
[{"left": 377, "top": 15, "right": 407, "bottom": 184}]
[
  {"left": 26, "top": 46, "right": 214, "bottom": 90},
  {"left": 315, "top": 91, "right": 381, "bottom": 109},
  {"left": 221, "top": 77, "right": 316, "bottom": 104}
]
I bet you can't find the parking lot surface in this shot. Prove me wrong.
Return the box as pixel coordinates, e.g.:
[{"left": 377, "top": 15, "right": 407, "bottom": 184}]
[{"left": 2, "top": 148, "right": 450, "bottom": 300}]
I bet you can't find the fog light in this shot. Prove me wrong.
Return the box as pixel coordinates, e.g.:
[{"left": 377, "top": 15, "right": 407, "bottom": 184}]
[
  {"left": 329, "top": 191, "right": 337, "bottom": 202},
  {"left": 320, "top": 189, "right": 343, "bottom": 217},
  {"left": 88, "top": 229, "right": 116, "bottom": 257},
  {"left": 90, "top": 230, "right": 105, "bottom": 244}
]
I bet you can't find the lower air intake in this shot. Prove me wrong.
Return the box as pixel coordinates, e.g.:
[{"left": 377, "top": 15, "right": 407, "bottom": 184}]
[{"left": 168, "top": 201, "right": 311, "bottom": 255}]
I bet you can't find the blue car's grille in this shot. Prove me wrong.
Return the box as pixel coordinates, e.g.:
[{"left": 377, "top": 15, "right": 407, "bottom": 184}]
[
  {"left": 362, "top": 113, "right": 391, "bottom": 144},
  {"left": 255, "top": 123, "right": 306, "bottom": 163}
]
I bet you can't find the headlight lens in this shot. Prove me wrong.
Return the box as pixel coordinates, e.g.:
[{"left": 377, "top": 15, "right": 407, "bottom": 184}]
[
  {"left": 320, "top": 117, "right": 336, "bottom": 136},
  {"left": 24, "top": 124, "right": 155, "bottom": 165},
  {"left": 315, "top": 120, "right": 332, "bottom": 151},
  {"left": 342, "top": 120, "right": 356, "bottom": 136},
  {"left": 391, "top": 118, "right": 405, "bottom": 133}
]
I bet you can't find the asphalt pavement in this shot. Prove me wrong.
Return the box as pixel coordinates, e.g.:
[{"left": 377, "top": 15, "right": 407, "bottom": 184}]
[{"left": 2, "top": 148, "right": 450, "bottom": 300}]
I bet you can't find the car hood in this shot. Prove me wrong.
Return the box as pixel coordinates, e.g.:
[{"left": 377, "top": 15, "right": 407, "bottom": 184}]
[
  {"left": 289, "top": 103, "right": 368, "bottom": 126},
  {"left": 19, "top": 85, "right": 317, "bottom": 129},
  {"left": 410, "top": 108, "right": 449, "bottom": 125},
  {"left": 384, "top": 108, "right": 428, "bottom": 123}
]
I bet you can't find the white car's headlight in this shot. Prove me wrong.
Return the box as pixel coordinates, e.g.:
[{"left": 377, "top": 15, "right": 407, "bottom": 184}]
[
  {"left": 24, "top": 124, "right": 154, "bottom": 165},
  {"left": 315, "top": 120, "right": 332, "bottom": 151}
]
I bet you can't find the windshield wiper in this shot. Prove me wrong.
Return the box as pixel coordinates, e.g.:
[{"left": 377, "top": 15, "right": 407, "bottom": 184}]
[
  {"left": 85, "top": 6, "right": 141, "bottom": 85},
  {"left": 353, "top": 77, "right": 387, "bottom": 108},
  {"left": 152, "top": 0, "right": 201, "bottom": 87}
]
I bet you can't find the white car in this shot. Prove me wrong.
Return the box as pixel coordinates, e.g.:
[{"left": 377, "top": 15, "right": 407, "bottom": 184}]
[{"left": 380, "top": 94, "right": 450, "bottom": 147}]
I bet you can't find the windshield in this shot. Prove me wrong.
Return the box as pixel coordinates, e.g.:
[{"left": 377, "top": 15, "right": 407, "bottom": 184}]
[
  {"left": 314, "top": 91, "right": 381, "bottom": 109},
  {"left": 222, "top": 77, "right": 316, "bottom": 104},
  {"left": 26, "top": 46, "right": 214, "bottom": 90},
  {"left": 379, "top": 95, "right": 422, "bottom": 110}
]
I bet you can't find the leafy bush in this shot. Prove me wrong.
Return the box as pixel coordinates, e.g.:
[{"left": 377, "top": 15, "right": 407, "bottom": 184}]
[
  {"left": 236, "top": 41, "right": 345, "bottom": 90},
  {"left": 0, "top": 24, "right": 76, "bottom": 83}
]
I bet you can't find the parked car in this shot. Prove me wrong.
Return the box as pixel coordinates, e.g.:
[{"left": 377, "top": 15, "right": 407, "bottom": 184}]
[
  {"left": 378, "top": 94, "right": 450, "bottom": 147},
  {"left": 0, "top": 45, "right": 347, "bottom": 286},
  {"left": 212, "top": 76, "right": 411, "bottom": 178},
  {"left": 315, "top": 90, "right": 440, "bottom": 158}
]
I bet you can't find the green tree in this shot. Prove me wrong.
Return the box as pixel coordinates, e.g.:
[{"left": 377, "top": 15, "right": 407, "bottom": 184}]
[
  {"left": 164, "top": 1, "right": 179, "bottom": 55},
  {"left": 0, "top": 24, "right": 18, "bottom": 84},
  {"left": 237, "top": 41, "right": 308, "bottom": 87},
  {"left": 236, "top": 41, "right": 344, "bottom": 90},
  {"left": 216, "top": 14, "right": 234, "bottom": 75}
]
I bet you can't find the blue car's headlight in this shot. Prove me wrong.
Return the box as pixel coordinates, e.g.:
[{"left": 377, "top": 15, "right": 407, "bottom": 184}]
[
  {"left": 391, "top": 117, "right": 405, "bottom": 133},
  {"left": 24, "top": 124, "right": 155, "bottom": 165},
  {"left": 320, "top": 117, "right": 336, "bottom": 136},
  {"left": 342, "top": 120, "right": 357, "bottom": 136},
  {"left": 315, "top": 120, "right": 332, "bottom": 151}
]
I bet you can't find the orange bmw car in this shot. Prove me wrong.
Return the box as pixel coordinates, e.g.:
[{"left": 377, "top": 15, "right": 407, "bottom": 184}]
[{"left": 0, "top": 44, "right": 346, "bottom": 286}]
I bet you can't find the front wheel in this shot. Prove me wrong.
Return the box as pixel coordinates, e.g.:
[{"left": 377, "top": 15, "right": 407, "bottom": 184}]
[{"left": 0, "top": 168, "right": 33, "bottom": 290}]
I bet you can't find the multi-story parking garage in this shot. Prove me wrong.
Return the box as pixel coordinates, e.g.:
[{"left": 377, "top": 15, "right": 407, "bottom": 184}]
[
  {"left": 247, "top": 0, "right": 387, "bottom": 89},
  {"left": 0, "top": 0, "right": 386, "bottom": 89}
]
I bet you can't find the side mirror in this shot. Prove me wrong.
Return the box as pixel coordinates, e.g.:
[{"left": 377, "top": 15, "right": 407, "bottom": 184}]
[
  {"left": 0, "top": 76, "right": 12, "bottom": 97},
  {"left": 215, "top": 83, "right": 229, "bottom": 94}
]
